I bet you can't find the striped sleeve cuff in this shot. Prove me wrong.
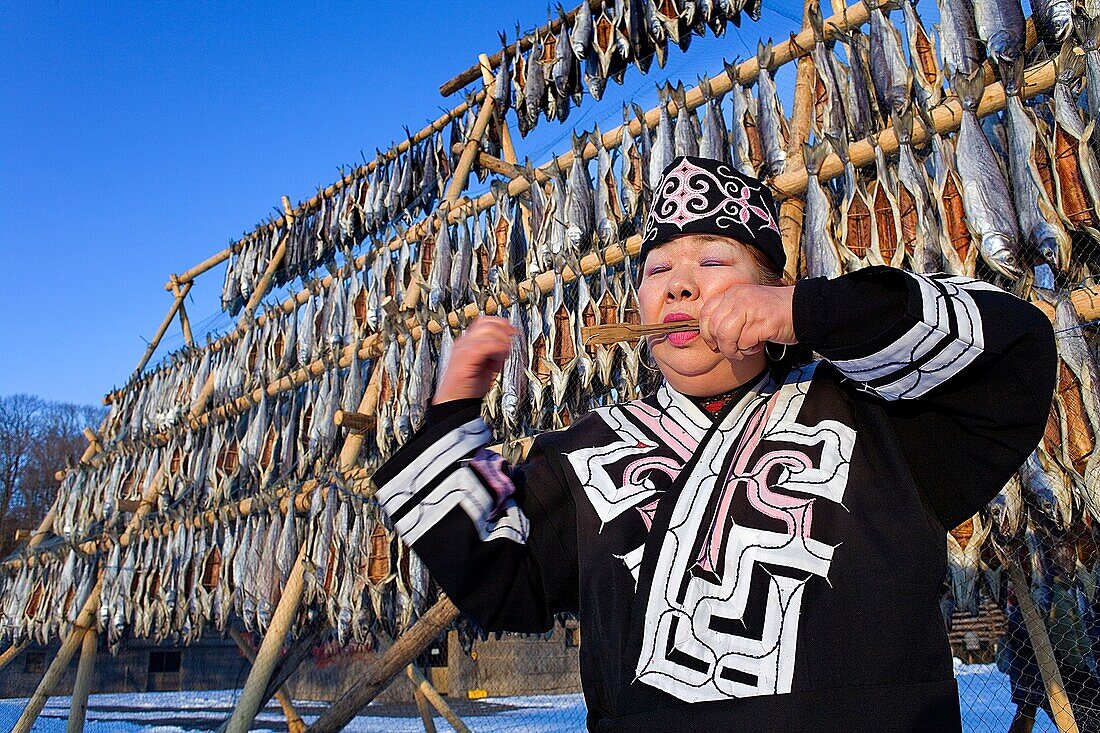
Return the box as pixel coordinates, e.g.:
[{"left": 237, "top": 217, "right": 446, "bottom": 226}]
[
  {"left": 796, "top": 269, "right": 999, "bottom": 401},
  {"left": 373, "top": 403, "right": 529, "bottom": 546}
]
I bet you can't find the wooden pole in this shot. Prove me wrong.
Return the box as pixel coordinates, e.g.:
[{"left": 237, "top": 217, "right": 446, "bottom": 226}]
[
  {"left": 778, "top": 0, "right": 816, "bottom": 282},
  {"left": 407, "top": 661, "right": 472, "bottom": 733},
  {"left": 65, "top": 628, "right": 98, "bottom": 733},
  {"left": 224, "top": 541, "right": 310, "bottom": 733},
  {"left": 171, "top": 279, "right": 195, "bottom": 347},
  {"left": 478, "top": 53, "right": 517, "bottom": 165},
  {"left": 306, "top": 597, "right": 461, "bottom": 733},
  {"left": 444, "top": 88, "right": 499, "bottom": 203},
  {"left": 0, "top": 639, "right": 28, "bottom": 673},
  {"left": 1009, "top": 567, "right": 1081, "bottom": 733},
  {"left": 11, "top": 578, "right": 103, "bottom": 733},
  {"left": 229, "top": 627, "right": 307, "bottom": 733},
  {"left": 239, "top": 196, "right": 295, "bottom": 328},
  {"left": 411, "top": 671, "right": 438, "bottom": 733},
  {"left": 133, "top": 280, "right": 193, "bottom": 376}
]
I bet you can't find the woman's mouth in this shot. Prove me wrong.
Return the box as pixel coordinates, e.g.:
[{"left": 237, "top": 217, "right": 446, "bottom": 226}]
[{"left": 662, "top": 313, "right": 699, "bottom": 346}]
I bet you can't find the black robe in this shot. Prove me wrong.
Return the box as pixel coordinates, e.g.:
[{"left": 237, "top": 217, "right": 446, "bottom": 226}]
[{"left": 373, "top": 267, "right": 1057, "bottom": 732}]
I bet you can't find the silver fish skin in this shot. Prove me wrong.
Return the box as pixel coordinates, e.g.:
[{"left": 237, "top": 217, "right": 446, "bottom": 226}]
[
  {"left": 525, "top": 41, "right": 548, "bottom": 129},
  {"left": 894, "top": 111, "right": 944, "bottom": 273},
  {"left": 649, "top": 85, "right": 676, "bottom": 193},
  {"left": 428, "top": 216, "right": 452, "bottom": 312},
  {"left": 946, "top": 515, "right": 990, "bottom": 615},
  {"left": 451, "top": 219, "right": 472, "bottom": 305},
  {"left": 867, "top": 1, "right": 912, "bottom": 116},
  {"left": 727, "top": 72, "right": 758, "bottom": 177},
  {"left": 802, "top": 142, "right": 844, "bottom": 279},
  {"left": 572, "top": 1, "right": 594, "bottom": 58},
  {"left": 1032, "top": 0, "right": 1074, "bottom": 48},
  {"left": 671, "top": 82, "right": 699, "bottom": 157},
  {"left": 620, "top": 108, "right": 642, "bottom": 222},
  {"left": 807, "top": 4, "right": 849, "bottom": 143},
  {"left": 841, "top": 29, "right": 881, "bottom": 140},
  {"left": 493, "top": 33, "right": 512, "bottom": 115},
  {"left": 699, "top": 77, "right": 729, "bottom": 164},
  {"left": 756, "top": 42, "right": 788, "bottom": 176},
  {"left": 501, "top": 304, "right": 528, "bottom": 436},
  {"left": 973, "top": 0, "right": 1026, "bottom": 87},
  {"left": 1020, "top": 450, "right": 1074, "bottom": 530},
  {"left": 583, "top": 50, "right": 607, "bottom": 101},
  {"left": 952, "top": 71, "right": 1023, "bottom": 279},
  {"left": 566, "top": 133, "right": 596, "bottom": 253},
  {"left": 1003, "top": 94, "right": 1073, "bottom": 271},
  {"left": 552, "top": 10, "right": 577, "bottom": 104},
  {"left": 1051, "top": 44, "right": 1100, "bottom": 232},
  {"left": 1082, "top": 18, "right": 1100, "bottom": 129},
  {"left": 593, "top": 128, "right": 619, "bottom": 247}
]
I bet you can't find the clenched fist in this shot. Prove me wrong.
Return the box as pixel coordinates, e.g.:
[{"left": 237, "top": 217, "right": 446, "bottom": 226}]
[
  {"left": 698, "top": 284, "right": 798, "bottom": 361},
  {"left": 433, "top": 316, "right": 518, "bottom": 404}
]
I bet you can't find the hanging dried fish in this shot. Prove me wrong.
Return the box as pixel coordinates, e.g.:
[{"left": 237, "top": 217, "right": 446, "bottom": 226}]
[
  {"left": 952, "top": 71, "right": 1023, "bottom": 279},
  {"left": 801, "top": 142, "right": 846, "bottom": 279},
  {"left": 866, "top": 0, "right": 912, "bottom": 116},
  {"left": 973, "top": 0, "right": 1027, "bottom": 92},
  {"left": 755, "top": 41, "right": 789, "bottom": 177}
]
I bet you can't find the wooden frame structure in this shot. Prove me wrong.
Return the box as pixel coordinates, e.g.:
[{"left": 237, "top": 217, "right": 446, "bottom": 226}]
[{"left": 7, "top": 2, "right": 1099, "bottom": 733}]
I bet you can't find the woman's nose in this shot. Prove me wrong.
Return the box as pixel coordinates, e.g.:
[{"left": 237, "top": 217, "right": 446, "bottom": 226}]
[{"left": 666, "top": 271, "right": 697, "bottom": 301}]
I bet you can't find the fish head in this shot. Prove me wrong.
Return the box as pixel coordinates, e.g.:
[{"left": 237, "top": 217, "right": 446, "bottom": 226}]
[{"left": 981, "top": 234, "right": 1022, "bottom": 279}]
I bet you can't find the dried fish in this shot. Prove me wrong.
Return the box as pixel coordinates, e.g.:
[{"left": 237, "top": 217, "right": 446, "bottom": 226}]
[{"left": 755, "top": 41, "right": 788, "bottom": 177}]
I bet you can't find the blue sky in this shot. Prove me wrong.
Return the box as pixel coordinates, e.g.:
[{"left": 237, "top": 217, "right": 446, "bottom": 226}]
[{"left": 1, "top": 0, "right": 874, "bottom": 406}]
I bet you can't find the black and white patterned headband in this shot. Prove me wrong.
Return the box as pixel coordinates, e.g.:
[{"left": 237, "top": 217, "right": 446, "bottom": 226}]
[{"left": 640, "top": 156, "right": 784, "bottom": 272}]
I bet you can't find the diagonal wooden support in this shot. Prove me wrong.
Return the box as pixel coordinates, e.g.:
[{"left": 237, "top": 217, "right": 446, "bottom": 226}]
[
  {"left": 229, "top": 627, "right": 307, "bottom": 733},
  {"left": 306, "top": 597, "right": 461, "bottom": 733},
  {"left": 411, "top": 671, "right": 438, "bottom": 733},
  {"left": 224, "top": 541, "right": 310, "bottom": 733},
  {"left": 239, "top": 196, "right": 295, "bottom": 328},
  {"left": 0, "top": 639, "right": 28, "bottom": 673},
  {"left": 12, "top": 579, "right": 103, "bottom": 733},
  {"left": 133, "top": 280, "right": 193, "bottom": 376},
  {"left": 65, "top": 628, "right": 98, "bottom": 733},
  {"left": 1009, "top": 567, "right": 1081, "bottom": 733},
  {"left": 171, "top": 278, "right": 195, "bottom": 347},
  {"left": 407, "top": 660, "right": 471, "bottom": 733},
  {"left": 14, "top": 466, "right": 166, "bottom": 732}
]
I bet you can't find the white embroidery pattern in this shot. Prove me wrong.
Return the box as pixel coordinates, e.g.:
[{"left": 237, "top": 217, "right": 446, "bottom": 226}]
[
  {"left": 644, "top": 158, "right": 779, "bottom": 243},
  {"left": 635, "top": 365, "right": 857, "bottom": 702}
]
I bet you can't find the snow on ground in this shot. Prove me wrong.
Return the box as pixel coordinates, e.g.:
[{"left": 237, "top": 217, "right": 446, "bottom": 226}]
[{"left": 0, "top": 664, "right": 1066, "bottom": 732}]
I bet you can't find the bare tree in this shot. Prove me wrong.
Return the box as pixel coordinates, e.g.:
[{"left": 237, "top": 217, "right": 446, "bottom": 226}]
[{"left": 0, "top": 395, "right": 106, "bottom": 556}]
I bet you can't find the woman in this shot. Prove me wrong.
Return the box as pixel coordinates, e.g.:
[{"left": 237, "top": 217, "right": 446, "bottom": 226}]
[{"left": 372, "top": 156, "right": 1057, "bottom": 732}]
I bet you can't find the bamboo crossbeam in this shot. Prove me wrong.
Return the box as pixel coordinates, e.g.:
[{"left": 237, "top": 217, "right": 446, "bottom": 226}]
[
  {"left": 65, "top": 628, "right": 98, "bottom": 733},
  {"left": 133, "top": 280, "right": 193, "bottom": 376},
  {"left": 440, "top": 0, "right": 606, "bottom": 96},
  {"left": 1009, "top": 567, "right": 1081, "bottom": 733},
  {"left": 333, "top": 409, "right": 374, "bottom": 434},
  {"left": 229, "top": 627, "right": 307, "bottom": 733},
  {"left": 163, "top": 91, "right": 488, "bottom": 291},
  {"left": 306, "top": 597, "right": 461, "bottom": 733}
]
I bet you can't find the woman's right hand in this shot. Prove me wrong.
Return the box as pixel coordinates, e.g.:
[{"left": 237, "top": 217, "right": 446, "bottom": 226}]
[{"left": 432, "top": 316, "right": 518, "bottom": 404}]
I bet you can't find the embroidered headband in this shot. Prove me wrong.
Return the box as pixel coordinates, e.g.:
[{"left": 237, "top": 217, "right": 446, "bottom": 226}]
[{"left": 640, "top": 155, "right": 784, "bottom": 272}]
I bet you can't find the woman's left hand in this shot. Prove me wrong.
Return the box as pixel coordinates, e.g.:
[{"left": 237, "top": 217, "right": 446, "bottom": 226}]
[{"left": 698, "top": 284, "right": 798, "bottom": 361}]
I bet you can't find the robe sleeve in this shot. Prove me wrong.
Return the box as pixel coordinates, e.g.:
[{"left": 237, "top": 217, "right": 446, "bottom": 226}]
[
  {"left": 793, "top": 266, "right": 1057, "bottom": 530},
  {"left": 371, "top": 398, "right": 579, "bottom": 633}
]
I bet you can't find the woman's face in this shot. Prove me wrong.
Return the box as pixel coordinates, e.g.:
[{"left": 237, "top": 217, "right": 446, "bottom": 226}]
[{"left": 637, "top": 234, "right": 768, "bottom": 395}]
